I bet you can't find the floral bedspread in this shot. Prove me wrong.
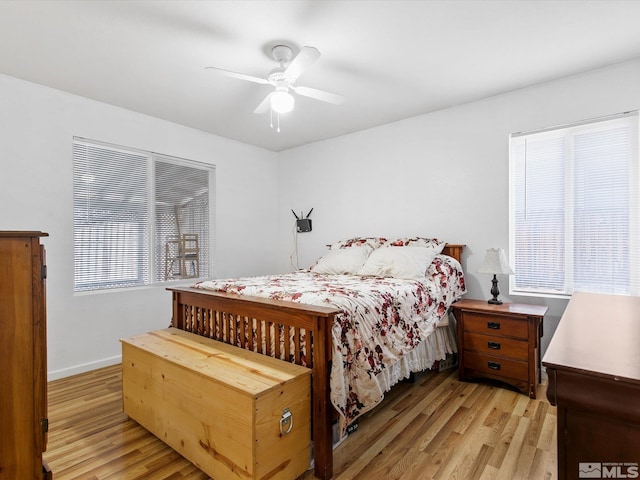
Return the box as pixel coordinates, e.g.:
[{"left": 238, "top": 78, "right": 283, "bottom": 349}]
[{"left": 193, "top": 254, "right": 466, "bottom": 427}]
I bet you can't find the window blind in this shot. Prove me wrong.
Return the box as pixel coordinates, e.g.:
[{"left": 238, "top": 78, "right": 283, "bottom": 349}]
[
  {"left": 73, "top": 138, "right": 214, "bottom": 292},
  {"left": 509, "top": 112, "right": 639, "bottom": 297},
  {"left": 73, "top": 142, "right": 151, "bottom": 290}
]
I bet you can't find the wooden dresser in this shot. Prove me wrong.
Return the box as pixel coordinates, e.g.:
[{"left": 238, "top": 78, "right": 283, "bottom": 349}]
[
  {"left": 0, "top": 231, "right": 51, "bottom": 479},
  {"left": 452, "top": 299, "right": 547, "bottom": 398},
  {"left": 543, "top": 292, "right": 640, "bottom": 480}
]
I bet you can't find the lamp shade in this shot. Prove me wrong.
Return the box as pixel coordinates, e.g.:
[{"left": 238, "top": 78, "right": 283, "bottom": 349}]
[{"left": 477, "top": 248, "right": 514, "bottom": 275}]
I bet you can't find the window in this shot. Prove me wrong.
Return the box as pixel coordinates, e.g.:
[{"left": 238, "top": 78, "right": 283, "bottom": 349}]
[
  {"left": 509, "top": 112, "right": 639, "bottom": 298},
  {"left": 73, "top": 138, "right": 214, "bottom": 292}
]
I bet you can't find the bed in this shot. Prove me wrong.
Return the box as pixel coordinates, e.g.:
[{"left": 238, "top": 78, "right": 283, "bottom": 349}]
[{"left": 168, "top": 238, "right": 466, "bottom": 479}]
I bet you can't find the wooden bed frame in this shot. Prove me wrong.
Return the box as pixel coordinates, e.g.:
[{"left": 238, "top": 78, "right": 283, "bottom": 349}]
[{"left": 168, "top": 244, "right": 464, "bottom": 480}]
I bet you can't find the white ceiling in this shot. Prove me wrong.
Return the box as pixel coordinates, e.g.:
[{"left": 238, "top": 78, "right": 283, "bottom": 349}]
[{"left": 2, "top": 1, "right": 640, "bottom": 152}]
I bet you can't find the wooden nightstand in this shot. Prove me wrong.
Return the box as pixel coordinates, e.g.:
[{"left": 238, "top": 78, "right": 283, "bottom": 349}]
[{"left": 451, "top": 299, "right": 548, "bottom": 398}]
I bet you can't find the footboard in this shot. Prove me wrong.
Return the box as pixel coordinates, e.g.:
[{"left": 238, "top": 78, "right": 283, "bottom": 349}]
[{"left": 168, "top": 287, "right": 338, "bottom": 480}]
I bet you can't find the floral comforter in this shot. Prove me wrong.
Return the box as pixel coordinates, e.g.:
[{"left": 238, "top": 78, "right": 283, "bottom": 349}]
[{"left": 193, "top": 254, "right": 466, "bottom": 427}]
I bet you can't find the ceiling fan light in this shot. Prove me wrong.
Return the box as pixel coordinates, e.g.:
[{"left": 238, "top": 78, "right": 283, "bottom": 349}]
[{"left": 271, "top": 90, "right": 295, "bottom": 113}]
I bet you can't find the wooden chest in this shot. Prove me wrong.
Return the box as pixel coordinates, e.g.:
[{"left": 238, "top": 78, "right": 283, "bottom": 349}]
[{"left": 121, "top": 328, "right": 311, "bottom": 480}]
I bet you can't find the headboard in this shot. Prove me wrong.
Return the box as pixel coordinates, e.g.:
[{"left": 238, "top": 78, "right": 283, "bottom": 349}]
[{"left": 442, "top": 243, "right": 464, "bottom": 264}]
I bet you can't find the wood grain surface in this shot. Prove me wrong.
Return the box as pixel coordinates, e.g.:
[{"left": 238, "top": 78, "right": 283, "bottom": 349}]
[{"left": 45, "top": 364, "right": 557, "bottom": 479}]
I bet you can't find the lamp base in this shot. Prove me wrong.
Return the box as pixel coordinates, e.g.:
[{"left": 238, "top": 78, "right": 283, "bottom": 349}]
[{"left": 488, "top": 274, "right": 503, "bottom": 305}]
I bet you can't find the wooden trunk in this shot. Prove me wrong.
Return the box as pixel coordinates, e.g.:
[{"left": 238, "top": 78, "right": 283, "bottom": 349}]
[
  {"left": 0, "top": 231, "right": 51, "bottom": 480},
  {"left": 121, "top": 328, "right": 311, "bottom": 480}
]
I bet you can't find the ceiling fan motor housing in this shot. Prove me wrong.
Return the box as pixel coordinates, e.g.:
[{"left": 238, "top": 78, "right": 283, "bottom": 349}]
[{"left": 268, "top": 70, "right": 288, "bottom": 87}]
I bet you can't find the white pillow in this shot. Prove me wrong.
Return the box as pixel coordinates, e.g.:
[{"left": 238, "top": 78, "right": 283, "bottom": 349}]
[
  {"left": 310, "top": 246, "right": 371, "bottom": 275},
  {"left": 357, "top": 246, "right": 438, "bottom": 279}
]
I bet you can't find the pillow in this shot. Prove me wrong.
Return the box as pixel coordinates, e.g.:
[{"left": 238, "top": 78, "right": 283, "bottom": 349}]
[
  {"left": 386, "top": 237, "right": 446, "bottom": 253},
  {"left": 329, "top": 237, "right": 387, "bottom": 251},
  {"left": 357, "top": 246, "right": 439, "bottom": 279},
  {"left": 310, "top": 246, "right": 371, "bottom": 275}
]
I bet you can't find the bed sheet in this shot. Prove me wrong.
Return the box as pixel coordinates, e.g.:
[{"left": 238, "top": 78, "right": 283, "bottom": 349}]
[{"left": 194, "top": 254, "right": 466, "bottom": 427}]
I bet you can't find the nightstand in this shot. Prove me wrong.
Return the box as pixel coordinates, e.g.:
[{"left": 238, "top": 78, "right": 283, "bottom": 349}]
[{"left": 451, "top": 299, "right": 548, "bottom": 398}]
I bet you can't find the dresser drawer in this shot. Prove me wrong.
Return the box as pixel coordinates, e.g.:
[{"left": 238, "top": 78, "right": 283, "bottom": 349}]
[
  {"left": 464, "top": 351, "right": 528, "bottom": 381},
  {"left": 462, "top": 312, "right": 528, "bottom": 339},
  {"left": 463, "top": 332, "right": 528, "bottom": 360}
]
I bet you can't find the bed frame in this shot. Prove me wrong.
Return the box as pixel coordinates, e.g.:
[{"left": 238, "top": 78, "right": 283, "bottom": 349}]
[{"left": 167, "top": 244, "right": 464, "bottom": 480}]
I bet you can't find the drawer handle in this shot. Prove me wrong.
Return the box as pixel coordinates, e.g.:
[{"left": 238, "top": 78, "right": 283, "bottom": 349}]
[
  {"left": 488, "top": 361, "right": 501, "bottom": 370},
  {"left": 488, "top": 341, "right": 501, "bottom": 350},
  {"left": 487, "top": 321, "right": 500, "bottom": 329}
]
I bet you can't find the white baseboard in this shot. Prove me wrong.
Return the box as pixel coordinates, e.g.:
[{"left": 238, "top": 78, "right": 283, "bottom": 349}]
[{"left": 48, "top": 355, "right": 122, "bottom": 381}]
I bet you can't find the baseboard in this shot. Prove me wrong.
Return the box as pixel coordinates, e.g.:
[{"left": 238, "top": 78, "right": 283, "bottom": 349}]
[{"left": 48, "top": 355, "right": 122, "bottom": 381}]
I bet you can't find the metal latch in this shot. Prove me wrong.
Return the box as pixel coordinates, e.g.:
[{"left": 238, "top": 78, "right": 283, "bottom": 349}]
[{"left": 279, "top": 408, "right": 293, "bottom": 435}]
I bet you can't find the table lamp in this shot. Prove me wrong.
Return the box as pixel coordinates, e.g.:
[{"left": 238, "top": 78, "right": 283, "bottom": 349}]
[{"left": 477, "top": 248, "right": 514, "bottom": 304}]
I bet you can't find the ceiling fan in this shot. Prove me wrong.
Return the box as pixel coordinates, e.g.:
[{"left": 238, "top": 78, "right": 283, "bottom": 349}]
[{"left": 206, "top": 45, "right": 345, "bottom": 131}]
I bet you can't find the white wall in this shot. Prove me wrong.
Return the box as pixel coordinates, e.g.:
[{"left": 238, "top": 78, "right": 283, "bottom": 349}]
[
  {"left": 277, "top": 58, "right": 640, "bottom": 353},
  {"left": 4, "top": 58, "right": 640, "bottom": 379},
  {"left": 0, "top": 74, "right": 279, "bottom": 380}
]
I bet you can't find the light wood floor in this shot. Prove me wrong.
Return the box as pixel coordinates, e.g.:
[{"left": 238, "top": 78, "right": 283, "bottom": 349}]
[{"left": 44, "top": 364, "right": 557, "bottom": 480}]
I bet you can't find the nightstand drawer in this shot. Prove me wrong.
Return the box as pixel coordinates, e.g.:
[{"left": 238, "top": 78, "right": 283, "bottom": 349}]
[
  {"left": 463, "top": 332, "right": 528, "bottom": 360},
  {"left": 463, "top": 312, "right": 528, "bottom": 339},
  {"left": 464, "top": 351, "right": 528, "bottom": 381}
]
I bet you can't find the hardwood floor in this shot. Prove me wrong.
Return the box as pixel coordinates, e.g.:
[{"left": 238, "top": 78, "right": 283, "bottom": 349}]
[{"left": 44, "top": 364, "right": 556, "bottom": 480}]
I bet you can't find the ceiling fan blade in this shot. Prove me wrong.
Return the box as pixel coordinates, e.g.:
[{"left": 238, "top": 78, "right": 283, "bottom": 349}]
[
  {"left": 284, "top": 46, "right": 321, "bottom": 83},
  {"left": 293, "top": 85, "right": 345, "bottom": 105},
  {"left": 205, "top": 66, "right": 270, "bottom": 85},
  {"left": 254, "top": 92, "right": 274, "bottom": 114}
]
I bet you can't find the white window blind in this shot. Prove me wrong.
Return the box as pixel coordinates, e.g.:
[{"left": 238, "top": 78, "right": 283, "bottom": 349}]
[
  {"left": 73, "top": 138, "right": 214, "bottom": 292},
  {"left": 509, "top": 112, "right": 639, "bottom": 298}
]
